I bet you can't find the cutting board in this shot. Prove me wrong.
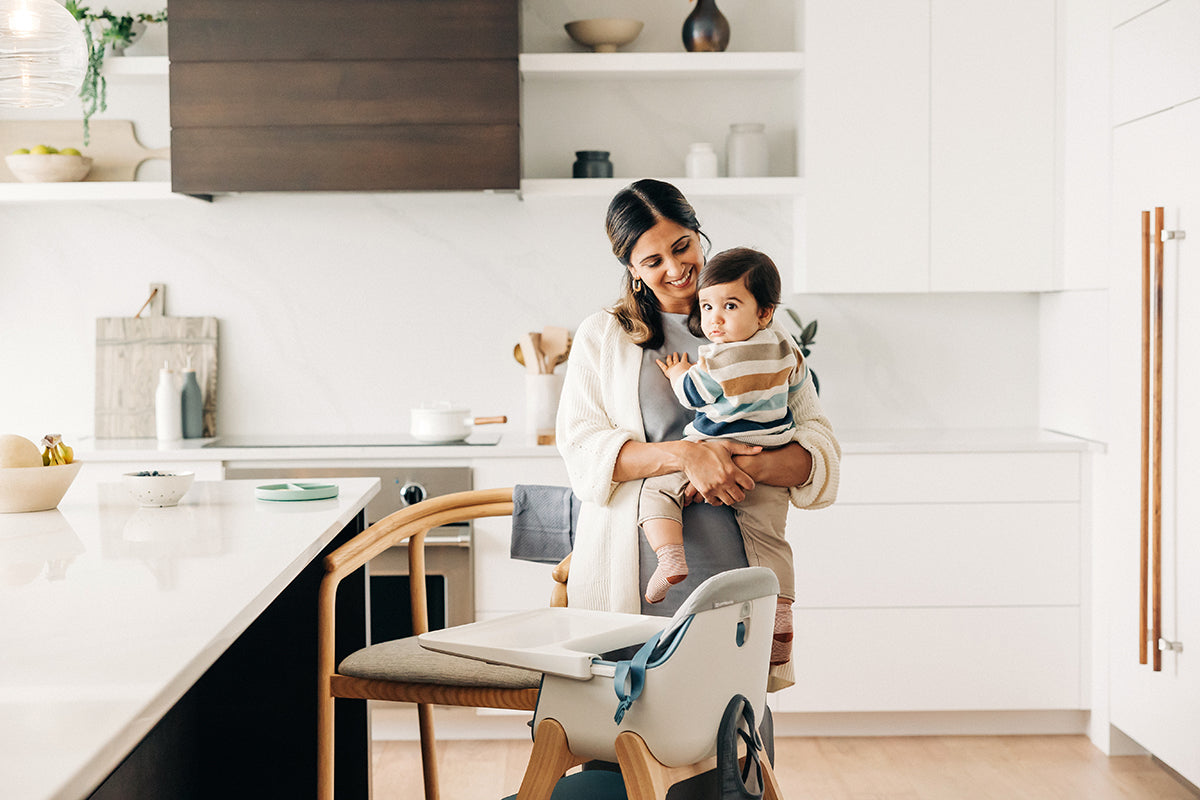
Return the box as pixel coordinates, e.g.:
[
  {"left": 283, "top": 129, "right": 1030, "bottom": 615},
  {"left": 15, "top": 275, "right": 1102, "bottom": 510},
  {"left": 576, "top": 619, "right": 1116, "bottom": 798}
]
[
  {"left": 0, "top": 120, "right": 169, "bottom": 182},
  {"left": 95, "top": 316, "right": 218, "bottom": 439}
]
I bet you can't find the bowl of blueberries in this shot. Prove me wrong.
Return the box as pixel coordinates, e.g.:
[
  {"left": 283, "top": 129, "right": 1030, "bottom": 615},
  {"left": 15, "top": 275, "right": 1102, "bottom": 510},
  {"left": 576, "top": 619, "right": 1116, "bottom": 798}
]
[{"left": 123, "top": 470, "right": 195, "bottom": 508}]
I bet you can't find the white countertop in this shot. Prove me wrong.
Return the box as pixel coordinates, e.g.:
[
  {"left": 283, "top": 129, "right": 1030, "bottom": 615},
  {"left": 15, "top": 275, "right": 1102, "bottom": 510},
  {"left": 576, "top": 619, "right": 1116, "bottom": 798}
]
[
  {"left": 73, "top": 427, "right": 1099, "bottom": 463},
  {"left": 0, "top": 476, "right": 380, "bottom": 800}
]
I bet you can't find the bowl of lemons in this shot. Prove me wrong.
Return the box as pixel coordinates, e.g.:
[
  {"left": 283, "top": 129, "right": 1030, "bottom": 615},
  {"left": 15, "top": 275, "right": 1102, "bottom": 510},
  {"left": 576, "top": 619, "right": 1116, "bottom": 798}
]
[
  {"left": 0, "top": 434, "right": 82, "bottom": 514},
  {"left": 5, "top": 145, "right": 93, "bottom": 183}
]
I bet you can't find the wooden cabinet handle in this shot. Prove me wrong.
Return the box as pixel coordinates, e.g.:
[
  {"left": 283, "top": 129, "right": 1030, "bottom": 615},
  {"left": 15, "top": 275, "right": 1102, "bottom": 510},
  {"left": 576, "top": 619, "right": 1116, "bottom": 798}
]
[{"left": 1152, "top": 206, "right": 1164, "bottom": 672}]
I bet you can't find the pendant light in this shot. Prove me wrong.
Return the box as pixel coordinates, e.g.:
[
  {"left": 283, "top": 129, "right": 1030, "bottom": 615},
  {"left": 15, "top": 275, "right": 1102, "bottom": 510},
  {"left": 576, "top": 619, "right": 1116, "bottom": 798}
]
[{"left": 0, "top": 0, "right": 87, "bottom": 108}]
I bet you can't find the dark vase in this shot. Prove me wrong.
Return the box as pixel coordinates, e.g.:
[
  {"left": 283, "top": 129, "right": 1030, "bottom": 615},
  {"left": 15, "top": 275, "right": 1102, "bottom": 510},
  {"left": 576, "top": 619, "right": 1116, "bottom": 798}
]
[{"left": 682, "top": 0, "right": 730, "bottom": 53}]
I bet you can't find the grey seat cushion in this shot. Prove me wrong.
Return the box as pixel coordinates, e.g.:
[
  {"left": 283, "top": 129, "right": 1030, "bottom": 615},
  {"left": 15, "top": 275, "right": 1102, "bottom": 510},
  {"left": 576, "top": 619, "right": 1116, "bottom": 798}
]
[{"left": 338, "top": 636, "right": 542, "bottom": 689}]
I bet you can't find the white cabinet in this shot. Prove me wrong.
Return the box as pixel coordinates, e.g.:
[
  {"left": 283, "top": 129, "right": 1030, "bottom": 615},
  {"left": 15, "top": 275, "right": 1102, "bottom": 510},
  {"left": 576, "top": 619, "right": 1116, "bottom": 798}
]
[
  {"left": 519, "top": 1, "right": 802, "bottom": 201},
  {"left": 1107, "top": 14, "right": 1200, "bottom": 781},
  {"left": 772, "top": 450, "right": 1086, "bottom": 712},
  {"left": 471, "top": 455, "right": 570, "bottom": 618},
  {"left": 802, "top": 0, "right": 1057, "bottom": 293}
]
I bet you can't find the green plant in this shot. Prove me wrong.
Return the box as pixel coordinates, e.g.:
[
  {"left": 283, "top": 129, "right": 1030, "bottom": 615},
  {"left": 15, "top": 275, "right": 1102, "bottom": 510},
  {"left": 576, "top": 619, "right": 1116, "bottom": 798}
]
[
  {"left": 784, "top": 307, "right": 820, "bottom": 394},
  {"left": 65, "top": 2, "right": 167, "bottom": 145}
]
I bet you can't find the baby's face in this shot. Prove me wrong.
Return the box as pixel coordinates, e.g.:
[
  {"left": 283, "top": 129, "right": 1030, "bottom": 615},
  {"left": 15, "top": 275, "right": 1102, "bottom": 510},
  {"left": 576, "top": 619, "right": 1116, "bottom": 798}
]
[{"left": 698, "top": 277, "right": 770, "bottom": 343}]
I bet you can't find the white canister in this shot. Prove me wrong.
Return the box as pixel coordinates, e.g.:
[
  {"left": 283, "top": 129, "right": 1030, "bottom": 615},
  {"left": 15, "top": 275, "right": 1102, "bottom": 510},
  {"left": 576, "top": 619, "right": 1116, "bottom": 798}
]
[
  {"left": 526, "top": 373, "right": 564, "bottom": 445},
  {"left": 685, "top": 142, "right": 718, "bottom": 179},
  {"left": 154, "top": 363, "right": 182, "bottom": 441},
  {"left": 726, "top": 123, "right": 768, "bottom": 178}
]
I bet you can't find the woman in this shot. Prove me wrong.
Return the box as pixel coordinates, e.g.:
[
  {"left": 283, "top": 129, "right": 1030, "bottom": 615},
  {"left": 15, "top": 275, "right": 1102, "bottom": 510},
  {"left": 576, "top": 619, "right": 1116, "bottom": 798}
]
[{"left": 555, "top": 179, "right": 840, "bottom": 691}]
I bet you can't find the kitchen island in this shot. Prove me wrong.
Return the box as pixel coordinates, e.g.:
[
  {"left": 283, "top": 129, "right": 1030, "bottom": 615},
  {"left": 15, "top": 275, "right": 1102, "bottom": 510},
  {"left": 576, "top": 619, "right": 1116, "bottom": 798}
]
[{"left": 0, "top": 476, "right": 380, "bottom": 800}]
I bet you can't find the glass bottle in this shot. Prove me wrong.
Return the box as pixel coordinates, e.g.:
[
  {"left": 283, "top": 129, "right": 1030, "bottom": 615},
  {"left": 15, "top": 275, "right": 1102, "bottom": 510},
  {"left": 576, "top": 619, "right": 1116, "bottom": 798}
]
[{"left": 181, "top": 361, "right": 203, "bottom": 439}]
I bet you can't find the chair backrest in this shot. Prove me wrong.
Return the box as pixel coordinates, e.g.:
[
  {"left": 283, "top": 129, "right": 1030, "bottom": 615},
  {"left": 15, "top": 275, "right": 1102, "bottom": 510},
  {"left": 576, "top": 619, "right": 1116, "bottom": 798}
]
[{"left": 532, "top": 566, "right": 779, "bottom": 767}]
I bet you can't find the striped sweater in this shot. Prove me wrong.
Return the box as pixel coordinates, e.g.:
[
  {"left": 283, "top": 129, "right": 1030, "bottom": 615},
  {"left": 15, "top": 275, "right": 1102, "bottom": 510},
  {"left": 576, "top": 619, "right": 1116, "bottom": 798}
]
[{"left": 671, "top": 327, "right": 808, "bottom": 447}]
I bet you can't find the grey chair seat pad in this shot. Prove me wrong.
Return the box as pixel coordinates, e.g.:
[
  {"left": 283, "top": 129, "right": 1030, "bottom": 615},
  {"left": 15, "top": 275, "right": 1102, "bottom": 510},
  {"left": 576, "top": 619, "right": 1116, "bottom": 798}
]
[{"left": 338, "top": 636, "right": 542, "bottom": 689}]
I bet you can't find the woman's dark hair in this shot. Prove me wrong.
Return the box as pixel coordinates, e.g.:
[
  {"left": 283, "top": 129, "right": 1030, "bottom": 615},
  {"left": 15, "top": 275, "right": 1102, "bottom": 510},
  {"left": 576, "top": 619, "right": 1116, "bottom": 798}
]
[
  {"left": 605, "top": 179, "right": 710, "bottom": 349},
  {"left": 687, "top": 247, "right": 781, "bottom": 337}
]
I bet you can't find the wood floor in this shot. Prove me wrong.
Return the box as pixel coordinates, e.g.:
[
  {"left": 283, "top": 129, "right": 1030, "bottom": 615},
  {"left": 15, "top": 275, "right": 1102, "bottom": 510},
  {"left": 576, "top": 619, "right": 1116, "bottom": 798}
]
[{"left": 372, "top": 735, "right": 1199, "bottom": 800}]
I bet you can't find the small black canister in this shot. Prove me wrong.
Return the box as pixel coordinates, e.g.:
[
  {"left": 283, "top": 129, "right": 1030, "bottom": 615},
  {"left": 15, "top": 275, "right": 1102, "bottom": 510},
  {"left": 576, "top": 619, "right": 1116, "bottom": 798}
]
[{"left": 572, "top": 150, "right": 613, "bottom": 178}]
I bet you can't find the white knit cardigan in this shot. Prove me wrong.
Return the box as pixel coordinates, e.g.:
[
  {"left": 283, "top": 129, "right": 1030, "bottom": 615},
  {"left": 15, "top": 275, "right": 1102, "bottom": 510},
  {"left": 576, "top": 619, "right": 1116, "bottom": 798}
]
[{"left": 555, "top": 310, "right": 842, "bottom": 614}]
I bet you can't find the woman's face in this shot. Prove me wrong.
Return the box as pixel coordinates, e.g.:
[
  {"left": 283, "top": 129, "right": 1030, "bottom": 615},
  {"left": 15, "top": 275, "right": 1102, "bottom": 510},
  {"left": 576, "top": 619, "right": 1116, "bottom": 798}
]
[{"left": 627, "top": 218, "right": 703, "bottom": 315}]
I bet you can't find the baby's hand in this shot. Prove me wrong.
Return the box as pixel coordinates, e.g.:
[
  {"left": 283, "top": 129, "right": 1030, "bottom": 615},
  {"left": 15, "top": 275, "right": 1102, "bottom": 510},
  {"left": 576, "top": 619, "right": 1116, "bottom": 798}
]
[{"left": 655, "top": 352, "right": 692, "bottom": 381}]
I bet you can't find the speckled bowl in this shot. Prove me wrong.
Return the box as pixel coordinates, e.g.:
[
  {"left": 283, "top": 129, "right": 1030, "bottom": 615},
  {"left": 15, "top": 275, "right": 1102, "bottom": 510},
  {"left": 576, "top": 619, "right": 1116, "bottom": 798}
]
[{"left": 123, "top": 471, "right": 194, "bottom": 508}]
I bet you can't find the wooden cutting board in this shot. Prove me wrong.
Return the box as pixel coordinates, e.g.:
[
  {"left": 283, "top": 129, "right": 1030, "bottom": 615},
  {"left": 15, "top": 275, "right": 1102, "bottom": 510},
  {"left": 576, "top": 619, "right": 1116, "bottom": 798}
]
[
  {"left": 0, "top": 120, "right": 170, "bottom": 182},
  {"left": 95, "top": 316, "right": 219, "bottom": 439}
]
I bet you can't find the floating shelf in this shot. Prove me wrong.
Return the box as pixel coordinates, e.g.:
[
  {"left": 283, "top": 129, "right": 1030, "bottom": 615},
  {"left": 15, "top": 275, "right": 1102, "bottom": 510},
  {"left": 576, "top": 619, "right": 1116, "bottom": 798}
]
[
  {"left": 0, "top": 181, "right": 183, "bottom": 202},
  {"left": 102, "top": 56, "right": 169, "bottom": 77},
  {"left": 519, "top": 176, "right": 804, "bottom": 199},
  {"left": 519, "top": 51, "right": 804, "bottom": 80}
]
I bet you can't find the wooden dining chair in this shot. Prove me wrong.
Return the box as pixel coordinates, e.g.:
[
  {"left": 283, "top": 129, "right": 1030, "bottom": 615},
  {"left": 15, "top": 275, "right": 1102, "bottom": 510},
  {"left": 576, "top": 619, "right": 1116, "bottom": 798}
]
[{"left": 317, "top": 487, "right": 546, "bottom": 800}]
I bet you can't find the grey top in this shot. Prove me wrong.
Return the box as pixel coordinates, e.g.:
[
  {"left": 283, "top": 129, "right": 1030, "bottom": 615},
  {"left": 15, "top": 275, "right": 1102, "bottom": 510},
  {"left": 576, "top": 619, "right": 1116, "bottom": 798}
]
[{"left": 637, "top": 312, "right": 748, "bottom": 616}]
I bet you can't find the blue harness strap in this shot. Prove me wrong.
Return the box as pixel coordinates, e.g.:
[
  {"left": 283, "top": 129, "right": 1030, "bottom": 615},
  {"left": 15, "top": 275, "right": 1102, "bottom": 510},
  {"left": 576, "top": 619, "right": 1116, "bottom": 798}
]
[{"left": 612, "top": 630, "right": 662, "bottom": 724}]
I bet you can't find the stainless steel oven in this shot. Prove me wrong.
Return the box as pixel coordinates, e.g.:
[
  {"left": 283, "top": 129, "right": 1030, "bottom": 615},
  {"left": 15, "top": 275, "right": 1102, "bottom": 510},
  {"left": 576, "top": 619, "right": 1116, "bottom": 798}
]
[{"left": 224, "top": 464, "right": 474, "bottom": 638}]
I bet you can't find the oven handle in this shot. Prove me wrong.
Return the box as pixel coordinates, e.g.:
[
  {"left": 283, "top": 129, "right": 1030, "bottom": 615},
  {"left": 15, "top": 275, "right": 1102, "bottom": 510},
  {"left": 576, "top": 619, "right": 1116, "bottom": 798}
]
[{"left": 414, "top": 529, "right": 472, "bottom": 547}]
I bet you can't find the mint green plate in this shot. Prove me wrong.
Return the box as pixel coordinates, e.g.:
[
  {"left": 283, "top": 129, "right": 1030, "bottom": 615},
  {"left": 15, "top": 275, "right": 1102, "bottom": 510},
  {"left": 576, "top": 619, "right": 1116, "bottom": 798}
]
[{"left": 255, "top": 482, "right": 339, "bottom": 502}]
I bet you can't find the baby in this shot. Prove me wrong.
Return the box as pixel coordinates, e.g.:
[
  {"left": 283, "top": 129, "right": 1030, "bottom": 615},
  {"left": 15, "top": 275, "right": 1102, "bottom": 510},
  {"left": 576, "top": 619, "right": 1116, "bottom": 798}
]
[{"left": 639, "top": 246, "right": 807, "bottom": 666}]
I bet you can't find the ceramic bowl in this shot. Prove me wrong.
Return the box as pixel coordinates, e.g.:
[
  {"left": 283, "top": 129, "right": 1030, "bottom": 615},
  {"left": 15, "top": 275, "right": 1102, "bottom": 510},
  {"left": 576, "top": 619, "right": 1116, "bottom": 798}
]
[
  {"left": 4, "top": 153, "right": 93, "bottom": 183},
  {"left": 564, "top": 18, "right": 644, "bottom": 53},
  {"left": 123, "top": 471, "right": 195, "bottom": 508},
  {"left": 0, "top": 462, "right": 83, "bottom": 513}
]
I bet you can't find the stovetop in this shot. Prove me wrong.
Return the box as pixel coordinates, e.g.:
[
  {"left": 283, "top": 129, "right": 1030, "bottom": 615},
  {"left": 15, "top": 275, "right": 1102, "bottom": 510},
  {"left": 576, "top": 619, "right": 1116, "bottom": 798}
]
[{"left": 202, "top": 432, "right": 501, "bottom": 448}]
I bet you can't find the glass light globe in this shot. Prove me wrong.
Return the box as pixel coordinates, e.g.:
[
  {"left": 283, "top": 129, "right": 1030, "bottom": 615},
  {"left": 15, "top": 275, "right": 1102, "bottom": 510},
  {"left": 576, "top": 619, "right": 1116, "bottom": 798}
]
[{"left": 0, "top": 0, "right": 88, "bottom": 108}]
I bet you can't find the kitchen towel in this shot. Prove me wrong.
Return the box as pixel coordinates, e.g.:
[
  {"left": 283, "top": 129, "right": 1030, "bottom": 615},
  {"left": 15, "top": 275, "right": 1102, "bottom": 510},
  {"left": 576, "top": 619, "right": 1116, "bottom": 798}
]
[{"left": 510, "top": 484, "right": 579, "bottom": 564}]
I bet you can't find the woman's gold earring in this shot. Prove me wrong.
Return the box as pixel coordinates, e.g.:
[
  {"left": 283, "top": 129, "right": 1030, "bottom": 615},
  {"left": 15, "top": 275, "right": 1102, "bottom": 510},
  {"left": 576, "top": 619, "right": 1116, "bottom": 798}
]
[{"left": 632, "top": 278, "right": 643, "bottom": 292}]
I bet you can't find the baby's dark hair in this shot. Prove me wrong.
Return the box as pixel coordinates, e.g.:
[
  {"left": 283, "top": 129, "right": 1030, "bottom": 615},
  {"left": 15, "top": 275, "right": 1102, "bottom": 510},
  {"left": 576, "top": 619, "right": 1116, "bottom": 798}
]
[{"left": 687, "top": 247, "right": 781, "bottom": 336}]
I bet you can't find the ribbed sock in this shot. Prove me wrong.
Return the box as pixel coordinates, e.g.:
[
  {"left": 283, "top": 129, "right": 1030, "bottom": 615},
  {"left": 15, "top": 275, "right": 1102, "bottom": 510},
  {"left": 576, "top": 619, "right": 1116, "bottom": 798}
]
[
  {"left": 645, "top": 544, "right": 688, "bottom": 604},
  {"left": 771, "top": 598, "right": 793, "bottom": 666}
]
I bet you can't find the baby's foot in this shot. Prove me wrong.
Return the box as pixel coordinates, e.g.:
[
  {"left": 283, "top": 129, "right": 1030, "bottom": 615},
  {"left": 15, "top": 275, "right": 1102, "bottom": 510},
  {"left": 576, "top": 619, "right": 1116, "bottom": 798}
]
[
  {"left": 645, "top": 544, "right": 688, "bottom": 604},
  {"left": 771, "top": 598, "right": 793, "bottom": 666}
]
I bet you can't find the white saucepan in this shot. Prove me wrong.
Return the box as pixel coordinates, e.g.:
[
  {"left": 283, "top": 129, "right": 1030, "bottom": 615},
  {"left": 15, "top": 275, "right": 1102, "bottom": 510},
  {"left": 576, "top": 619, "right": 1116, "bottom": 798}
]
[{"left": 410, "top": 405, "right": 507, "bottom": 443}]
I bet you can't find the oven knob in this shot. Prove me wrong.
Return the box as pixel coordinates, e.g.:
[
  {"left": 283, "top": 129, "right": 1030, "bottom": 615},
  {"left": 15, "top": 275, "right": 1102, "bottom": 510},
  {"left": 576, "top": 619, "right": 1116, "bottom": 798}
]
[{"left": 400, "top": 482, "right": 427, "bottom": 506}]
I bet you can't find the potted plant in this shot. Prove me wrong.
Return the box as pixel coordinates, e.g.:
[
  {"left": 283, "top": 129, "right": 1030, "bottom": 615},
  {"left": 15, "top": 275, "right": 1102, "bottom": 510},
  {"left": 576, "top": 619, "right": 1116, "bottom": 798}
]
[
  {"left": 64, "top": 3, "right": 168, "bottom": 144},
  {"left": 784, "top": 307, "right": 820, "bottom": 394}
]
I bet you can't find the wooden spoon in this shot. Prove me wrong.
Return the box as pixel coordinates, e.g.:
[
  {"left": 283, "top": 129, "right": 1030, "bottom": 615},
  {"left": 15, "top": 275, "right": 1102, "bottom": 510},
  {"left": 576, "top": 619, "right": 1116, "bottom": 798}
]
[{"left": 519, "top": 332, "right": 544, "bottom": 374}]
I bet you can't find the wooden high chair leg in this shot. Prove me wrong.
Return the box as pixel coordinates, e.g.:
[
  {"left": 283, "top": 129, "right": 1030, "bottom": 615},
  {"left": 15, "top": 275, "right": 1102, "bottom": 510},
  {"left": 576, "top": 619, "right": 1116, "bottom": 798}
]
[
  {"left": 418, "top": 703, "right": 440, "bottom": 800},
  {"left": 516, "top": 718, "right": 584, "bottom": 800},
  {"left": 614, "top": 730, "right": 784, "bottom": 800}
]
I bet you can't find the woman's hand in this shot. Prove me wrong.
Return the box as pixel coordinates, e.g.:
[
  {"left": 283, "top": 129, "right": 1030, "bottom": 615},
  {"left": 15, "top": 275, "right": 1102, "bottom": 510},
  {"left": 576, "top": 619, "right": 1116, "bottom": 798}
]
[{"left": 680, "top": 439, "right": 762, "bottom": 506}]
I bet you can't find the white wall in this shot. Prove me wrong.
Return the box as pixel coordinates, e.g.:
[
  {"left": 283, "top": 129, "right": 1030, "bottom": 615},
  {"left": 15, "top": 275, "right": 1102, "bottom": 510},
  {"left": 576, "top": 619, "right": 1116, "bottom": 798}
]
[{"left": 0, "top": 191, "right": 1041, "bottom": 440}]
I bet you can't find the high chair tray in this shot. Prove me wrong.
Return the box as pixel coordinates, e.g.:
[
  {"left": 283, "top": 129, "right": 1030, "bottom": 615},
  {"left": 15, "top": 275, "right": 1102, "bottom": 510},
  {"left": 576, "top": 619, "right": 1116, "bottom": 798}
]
[{"left": 418, "top": 607, "right": 668, "bottom": 680}]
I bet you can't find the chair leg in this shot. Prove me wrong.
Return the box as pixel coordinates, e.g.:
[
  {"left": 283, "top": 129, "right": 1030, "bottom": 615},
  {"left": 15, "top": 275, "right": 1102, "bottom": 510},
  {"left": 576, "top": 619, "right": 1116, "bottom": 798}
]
[
  {"left": 760, "top": 748, "right": 784, "bottom": 800},
  {"left": 614, "top": 731, "right": 713, "bottom": 800},
  {"left": 516, "top": 718, "right": 583, "bottom": 800},
  {"left": 317, "top": 693, "right": 335, "bottom": 800},
  {"left": 418, "top": 703, "right": 440, "bottom": 800}
]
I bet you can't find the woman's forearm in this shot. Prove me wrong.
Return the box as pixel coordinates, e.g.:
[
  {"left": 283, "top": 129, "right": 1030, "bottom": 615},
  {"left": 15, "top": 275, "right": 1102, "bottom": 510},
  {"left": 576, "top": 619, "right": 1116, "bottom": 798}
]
[
  {"left": 612, "top": 440, "right": 695, "bottom": 483},
  {"left": 735, "top": 442, "right": 813, "bottom": 488}
]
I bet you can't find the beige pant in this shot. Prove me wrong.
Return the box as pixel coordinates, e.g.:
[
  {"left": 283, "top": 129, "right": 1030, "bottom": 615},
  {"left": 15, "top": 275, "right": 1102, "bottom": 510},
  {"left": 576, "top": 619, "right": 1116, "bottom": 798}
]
[{"left": 638, "top": 472, "right": 795, "bottom": 601}]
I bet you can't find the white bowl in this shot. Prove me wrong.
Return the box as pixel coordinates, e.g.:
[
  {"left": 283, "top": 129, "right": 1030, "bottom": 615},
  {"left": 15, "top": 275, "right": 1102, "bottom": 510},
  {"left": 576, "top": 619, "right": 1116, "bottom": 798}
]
[
  {"left": 123, "top": 471, "right": 195, "bottom": 508},
  {"left": 564, "top": 18, "right": 644, "bottom": 53},
  {"left": 0, "top": 462, "right": 83, "bottom": 513},
  {"left": 5, "top": 153, "right": 93, "bottom": 183}
]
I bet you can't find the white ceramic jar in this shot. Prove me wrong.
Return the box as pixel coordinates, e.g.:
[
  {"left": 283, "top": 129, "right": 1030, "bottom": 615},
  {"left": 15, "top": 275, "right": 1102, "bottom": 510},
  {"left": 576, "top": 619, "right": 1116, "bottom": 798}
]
[
  {"left": 685, "top": 142, "right": 719, "bottom": 178},
  {"left": 726, "top": 123, "right": 768, "bottom": 178}
]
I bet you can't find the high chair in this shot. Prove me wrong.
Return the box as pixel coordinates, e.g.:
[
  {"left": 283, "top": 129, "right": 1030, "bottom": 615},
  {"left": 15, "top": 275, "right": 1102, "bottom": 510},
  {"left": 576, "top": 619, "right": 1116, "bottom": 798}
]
[{"left": 419, "top": 567, "right": 785, "bottom": 800}]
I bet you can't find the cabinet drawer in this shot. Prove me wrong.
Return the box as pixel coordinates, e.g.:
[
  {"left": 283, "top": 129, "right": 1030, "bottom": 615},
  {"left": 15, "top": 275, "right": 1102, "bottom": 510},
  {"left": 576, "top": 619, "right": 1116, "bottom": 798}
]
[
  {"left": 775, "top": 606, "right": 1082, "bottom": 712},
  {"left": 790, "top": 502, "right": 1080, "bottom": 607},
  {"left": 835, "top": 452, "right": 1080, "bottom": 504},
  {"left": 1113, "top": 0, "right": 1200, "bottom": 124}
]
